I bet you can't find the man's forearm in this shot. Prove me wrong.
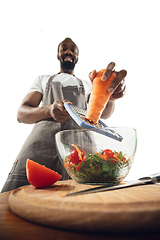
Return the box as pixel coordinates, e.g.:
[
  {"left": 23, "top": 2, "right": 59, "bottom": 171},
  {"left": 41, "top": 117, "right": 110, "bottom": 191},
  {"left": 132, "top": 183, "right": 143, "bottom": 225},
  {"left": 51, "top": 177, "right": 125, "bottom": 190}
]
[
  {"left": 17, "top": 104, "right": 52, "bottom": 124},
  {"left": 17, "top": 100, "right": 115, "bottom": 124},
  {"left": 100, "top": 101, "right": 115, "bottom": 119}
]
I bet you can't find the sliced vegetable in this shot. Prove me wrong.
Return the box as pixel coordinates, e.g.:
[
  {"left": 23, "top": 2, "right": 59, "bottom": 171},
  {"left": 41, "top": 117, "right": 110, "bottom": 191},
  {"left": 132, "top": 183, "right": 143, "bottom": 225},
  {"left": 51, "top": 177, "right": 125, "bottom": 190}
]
[
  {"left": 103, "top": 149, "right": 116, "bottom": 163},
  {"left": 96, "top": 152, "right": 108, "bottom": 160},
  {"left": 85, "top": 69, "right": 116, "bottom": 123},
  {"left": 64, "top": 147, "right": 131, "bottom": 183},
  {"left": 26, "top": 159, "right": 62, "bottom": 188},
  {"left": 103, "top": 149, "right": 114, "bottom": 158},
  {"left": 70, "top": 145, "right": 85, "bottom": 163}
]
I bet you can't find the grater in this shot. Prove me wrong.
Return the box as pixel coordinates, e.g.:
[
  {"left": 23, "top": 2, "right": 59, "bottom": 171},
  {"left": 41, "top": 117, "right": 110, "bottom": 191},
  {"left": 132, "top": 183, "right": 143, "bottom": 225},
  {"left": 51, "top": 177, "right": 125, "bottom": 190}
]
[{"left": 64, "top": 103, "right": 123, "bottom": 142}]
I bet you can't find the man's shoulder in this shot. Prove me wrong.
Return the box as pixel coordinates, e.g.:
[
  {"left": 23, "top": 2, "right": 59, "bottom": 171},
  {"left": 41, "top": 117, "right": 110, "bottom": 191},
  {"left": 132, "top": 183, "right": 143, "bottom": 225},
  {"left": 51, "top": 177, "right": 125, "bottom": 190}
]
[
  {"left": 29, "top": 74, "right": 55, "bottom": 94},
  {"left": 37, "top": 74, "right": 52, "bottom": 80},
  {"left": 35, "top": 74, "right": 57, "bottom": 84}
]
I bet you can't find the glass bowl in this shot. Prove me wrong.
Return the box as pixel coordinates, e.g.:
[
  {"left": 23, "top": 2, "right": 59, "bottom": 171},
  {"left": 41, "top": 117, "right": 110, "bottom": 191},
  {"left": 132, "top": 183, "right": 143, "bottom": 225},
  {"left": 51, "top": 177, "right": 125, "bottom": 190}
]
[{"left": 55, "top": 127, "right": 137, "bottom": 185}]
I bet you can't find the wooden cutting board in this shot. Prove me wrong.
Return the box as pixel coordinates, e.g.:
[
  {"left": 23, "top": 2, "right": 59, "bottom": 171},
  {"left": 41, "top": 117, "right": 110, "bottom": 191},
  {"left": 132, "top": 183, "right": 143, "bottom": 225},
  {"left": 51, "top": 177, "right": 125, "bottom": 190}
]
[{"left": 8, "top": 180, "right": 160, "bottom": 233}]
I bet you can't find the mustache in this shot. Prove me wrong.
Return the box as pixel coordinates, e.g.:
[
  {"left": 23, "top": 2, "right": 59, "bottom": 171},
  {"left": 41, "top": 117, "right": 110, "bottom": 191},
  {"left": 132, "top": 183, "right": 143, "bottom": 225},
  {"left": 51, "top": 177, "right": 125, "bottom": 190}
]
[{"left": 62, "top": 54, "right": 75, "bottom": 62}]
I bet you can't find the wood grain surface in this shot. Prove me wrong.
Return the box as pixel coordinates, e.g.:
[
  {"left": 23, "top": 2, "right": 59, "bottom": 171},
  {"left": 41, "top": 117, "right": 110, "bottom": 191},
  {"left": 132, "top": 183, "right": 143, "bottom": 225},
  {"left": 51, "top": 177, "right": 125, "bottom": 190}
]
[
  {"left": 8, "top": 180, "right": 160, "bottom": 233},
  {"left": 0, "top": 185, "right": 160, "bottom": 240}
]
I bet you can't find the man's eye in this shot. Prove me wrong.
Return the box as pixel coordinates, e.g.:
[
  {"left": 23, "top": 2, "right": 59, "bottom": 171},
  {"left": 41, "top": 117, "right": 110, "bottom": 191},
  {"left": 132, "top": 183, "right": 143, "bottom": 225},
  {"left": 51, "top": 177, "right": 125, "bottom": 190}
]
[{"left": 61, "top": 48, "right": 76, "bottom": 53}]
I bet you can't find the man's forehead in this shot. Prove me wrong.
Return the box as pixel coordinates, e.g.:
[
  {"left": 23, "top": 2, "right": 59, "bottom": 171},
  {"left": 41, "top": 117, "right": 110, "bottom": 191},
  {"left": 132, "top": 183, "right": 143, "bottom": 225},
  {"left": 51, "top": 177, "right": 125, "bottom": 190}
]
[{"left": 60, "top": 40, "right": 77, "bottom": 49}]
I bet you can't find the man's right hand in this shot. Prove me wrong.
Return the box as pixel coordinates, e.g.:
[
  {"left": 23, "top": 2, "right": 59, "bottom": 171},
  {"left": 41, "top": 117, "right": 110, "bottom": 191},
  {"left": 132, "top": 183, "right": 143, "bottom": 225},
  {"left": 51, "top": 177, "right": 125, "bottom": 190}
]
[
  {"left": 17, "top": 90, "right": 72, "bottom": 124},
  {"left": 49, "top": 99, "right": 72, "bottom": 122}
]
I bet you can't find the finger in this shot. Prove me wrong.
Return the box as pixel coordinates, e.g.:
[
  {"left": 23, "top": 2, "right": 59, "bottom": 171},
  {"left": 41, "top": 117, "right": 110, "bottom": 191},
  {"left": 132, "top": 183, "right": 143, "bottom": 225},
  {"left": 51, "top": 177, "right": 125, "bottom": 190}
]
[
  {"left": 53, "top": 109, "right": 70, "bottom": 122},
  {"left": 61, "top": 99, "right": 72, "bottom": 106},
  {"left": 108, "top": 70, "right": 127, "bottom": 94},
  {"left": 88, "top": 70, "right": 97, "bottom": 82},
  {"left": 53, "top": 99, "right": 69, "bottom": 112},
  {"left": 110, "top": 85, "right": 126, "bottom": 101},
  {"left": 53, "top": 99, "right": 65, "bottom": 112},
  {"left": 112, "top": 79, "right": 125, "bottom": 94},
  {"left": 55, "top": 99, "right": 72, "bottom": 112},
  {"left": 61, "top": 99, "right": 72, "bottom": 104},
  {"left": 101, "top": 62, "right": 115, "bottom": 81}
]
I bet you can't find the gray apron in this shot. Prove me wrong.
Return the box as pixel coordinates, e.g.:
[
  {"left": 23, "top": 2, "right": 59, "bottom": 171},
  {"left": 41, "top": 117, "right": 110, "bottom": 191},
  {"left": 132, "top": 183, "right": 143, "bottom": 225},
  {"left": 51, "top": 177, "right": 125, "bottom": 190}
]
[{"left": 1, "top": 74, "right": 87, "bottom": 192}]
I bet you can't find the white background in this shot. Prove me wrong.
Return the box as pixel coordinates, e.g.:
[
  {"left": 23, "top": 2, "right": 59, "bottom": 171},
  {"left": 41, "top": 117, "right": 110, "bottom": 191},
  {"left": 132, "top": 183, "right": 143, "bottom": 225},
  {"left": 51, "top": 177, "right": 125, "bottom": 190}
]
[{"left": 0, "top": 0, "right": 160, "bottom": 191}]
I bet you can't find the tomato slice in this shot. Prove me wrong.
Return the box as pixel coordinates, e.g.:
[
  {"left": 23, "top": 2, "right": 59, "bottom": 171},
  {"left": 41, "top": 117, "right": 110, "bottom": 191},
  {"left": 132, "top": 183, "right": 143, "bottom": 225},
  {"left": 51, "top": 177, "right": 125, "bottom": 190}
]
[
  {"left": 122, "top": 156, "right": 127, "bottom": 162},
  {"left": 103, "top": 149, "right": 114, "bottom": 158},
  {"left": 70, "top": 149, "right": 85, "bottom": 164},
  {"left": 26, "top": 159, "right": 62, "bottom": 188},
  {"left": 103, "top": 149, "right": 116, "bottom": 163}
]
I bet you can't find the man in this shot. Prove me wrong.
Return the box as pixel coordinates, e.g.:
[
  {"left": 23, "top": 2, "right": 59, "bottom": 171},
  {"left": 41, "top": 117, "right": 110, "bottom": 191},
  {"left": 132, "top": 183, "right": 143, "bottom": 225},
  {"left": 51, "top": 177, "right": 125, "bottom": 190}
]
[{"left": 1, "top": 38, "right": 127, "bottom": 192}]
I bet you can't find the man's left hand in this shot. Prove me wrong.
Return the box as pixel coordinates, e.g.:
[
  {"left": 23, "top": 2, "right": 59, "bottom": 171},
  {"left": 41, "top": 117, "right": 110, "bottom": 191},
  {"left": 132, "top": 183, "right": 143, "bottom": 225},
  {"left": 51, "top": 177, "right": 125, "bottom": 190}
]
[{"left": 89, "top": 62, "right": 127, "bottom": 101}]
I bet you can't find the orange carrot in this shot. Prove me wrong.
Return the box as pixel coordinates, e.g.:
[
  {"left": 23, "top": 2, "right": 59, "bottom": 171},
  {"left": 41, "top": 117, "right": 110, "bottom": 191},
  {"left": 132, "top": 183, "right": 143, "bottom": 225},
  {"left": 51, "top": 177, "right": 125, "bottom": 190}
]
[
  {"left": 113, "top": 154, "right": 121, "bottom": 162},
  {"left": 96, "top": 152, "right": 108, "bottom": 161},
  {"left": 71, "top": 144, "right": 83, "bottom": 160},
  {"left": 85, "top": 69, "right": 116, "bottom": 123}
]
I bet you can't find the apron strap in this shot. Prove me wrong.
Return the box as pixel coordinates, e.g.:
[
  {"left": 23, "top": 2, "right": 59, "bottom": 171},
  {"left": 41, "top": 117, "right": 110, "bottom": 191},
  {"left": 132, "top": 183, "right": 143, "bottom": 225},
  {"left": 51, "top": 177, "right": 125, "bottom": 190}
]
[
  {"left": 46, "top": 74, "right": 85, "bottom": 95},
  {"left": 76, "top": 77, "right": 85, "bottom": 95},
  {"left": 45, "top": 74, "right": 57, "bottom": 89}
]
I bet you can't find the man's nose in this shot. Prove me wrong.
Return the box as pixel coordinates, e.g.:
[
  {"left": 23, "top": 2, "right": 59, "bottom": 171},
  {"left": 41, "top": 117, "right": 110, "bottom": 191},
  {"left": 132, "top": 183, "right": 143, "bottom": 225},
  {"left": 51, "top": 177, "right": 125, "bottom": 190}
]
[{"left": 65, "top": 49, "right": 72, "bottom": 55}]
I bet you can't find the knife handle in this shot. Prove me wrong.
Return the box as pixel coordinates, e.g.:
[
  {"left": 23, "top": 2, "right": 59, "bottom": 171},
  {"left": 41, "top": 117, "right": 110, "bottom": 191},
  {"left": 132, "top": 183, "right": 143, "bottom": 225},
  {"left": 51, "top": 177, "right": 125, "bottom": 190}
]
[{"left": 150, "top": 173, "right": 160, "bottom": 183}]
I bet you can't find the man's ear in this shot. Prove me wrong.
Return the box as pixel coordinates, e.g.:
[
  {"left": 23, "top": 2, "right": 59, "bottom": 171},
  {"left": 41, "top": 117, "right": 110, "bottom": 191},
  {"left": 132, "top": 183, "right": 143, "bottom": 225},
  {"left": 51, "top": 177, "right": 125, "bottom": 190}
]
[
  {"left": 57, "top": 54, "right": 60, "bottom": 60},
  {"left": 75, "top": 57, "right": 78, "bottom": 64}
]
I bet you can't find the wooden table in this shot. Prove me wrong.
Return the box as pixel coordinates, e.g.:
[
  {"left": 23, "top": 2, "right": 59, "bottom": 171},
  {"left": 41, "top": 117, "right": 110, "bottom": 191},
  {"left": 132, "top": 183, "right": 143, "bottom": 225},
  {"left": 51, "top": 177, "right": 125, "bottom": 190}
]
[{"left": 0, "top": 190, "right": 160, "bottom": 240}]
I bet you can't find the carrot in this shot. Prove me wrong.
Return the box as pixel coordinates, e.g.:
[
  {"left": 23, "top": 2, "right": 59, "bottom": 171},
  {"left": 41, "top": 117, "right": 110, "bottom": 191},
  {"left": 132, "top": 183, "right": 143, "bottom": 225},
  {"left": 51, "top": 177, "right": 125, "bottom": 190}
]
[
  {"left": 71, "top": 144, "right": 83, "bottom": 160},
  {"left": 96, "top": 152, "right": 108, "bottom": 161},
  {"left": 113, "top": 154, "right": 121, "bottom": 162},
  {"left": 84, "top": 69, "right": 116, "bottom": 123}
]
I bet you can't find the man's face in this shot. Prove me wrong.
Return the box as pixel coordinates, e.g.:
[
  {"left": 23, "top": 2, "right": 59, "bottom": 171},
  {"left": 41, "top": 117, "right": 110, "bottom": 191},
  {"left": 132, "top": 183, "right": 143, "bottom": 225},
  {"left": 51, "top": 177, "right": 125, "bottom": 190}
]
[{"left": 57, "top": 39, "right": 78, "bottom": 73}]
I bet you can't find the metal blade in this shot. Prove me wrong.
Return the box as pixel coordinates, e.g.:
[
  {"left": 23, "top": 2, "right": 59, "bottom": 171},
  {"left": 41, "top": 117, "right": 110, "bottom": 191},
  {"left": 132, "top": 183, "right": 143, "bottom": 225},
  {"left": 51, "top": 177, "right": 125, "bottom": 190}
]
[{"left": 64, "top": 178, "right": 153, "bottom": 197}]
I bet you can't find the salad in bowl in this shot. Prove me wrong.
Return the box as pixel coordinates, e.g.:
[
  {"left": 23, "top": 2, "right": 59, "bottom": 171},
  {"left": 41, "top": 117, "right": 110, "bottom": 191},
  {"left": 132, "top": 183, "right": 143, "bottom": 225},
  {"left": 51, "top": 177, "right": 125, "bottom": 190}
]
[{"left": 55, "top": 127, "right": 137, "bottom": 184}]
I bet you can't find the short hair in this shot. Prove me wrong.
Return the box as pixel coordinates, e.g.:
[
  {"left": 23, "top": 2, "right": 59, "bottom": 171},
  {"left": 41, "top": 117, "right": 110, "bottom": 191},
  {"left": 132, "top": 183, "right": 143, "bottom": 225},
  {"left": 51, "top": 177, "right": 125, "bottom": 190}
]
[{"left": 57, "top": 38, "right": 79, "bottom": 55}]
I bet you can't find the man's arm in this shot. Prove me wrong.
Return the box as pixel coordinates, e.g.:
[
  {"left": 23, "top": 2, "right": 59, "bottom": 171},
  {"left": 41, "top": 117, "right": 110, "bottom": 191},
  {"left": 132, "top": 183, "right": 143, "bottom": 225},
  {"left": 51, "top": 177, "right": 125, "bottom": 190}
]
[
  {"left": 17, "top": 91, "right": 70, "bottom": 124},
  {"left": 17, "top": 91, "right": 51, "bottom": 124}
]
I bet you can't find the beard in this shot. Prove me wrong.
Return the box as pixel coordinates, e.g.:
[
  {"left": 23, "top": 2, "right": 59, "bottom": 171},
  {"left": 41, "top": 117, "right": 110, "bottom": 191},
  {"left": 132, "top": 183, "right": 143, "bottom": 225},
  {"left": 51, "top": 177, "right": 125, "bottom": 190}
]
[{"left": 60, "top": 61, "right": 75, "bottom": 72}]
